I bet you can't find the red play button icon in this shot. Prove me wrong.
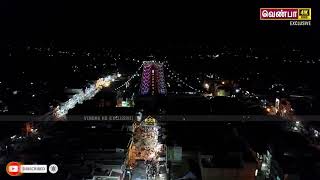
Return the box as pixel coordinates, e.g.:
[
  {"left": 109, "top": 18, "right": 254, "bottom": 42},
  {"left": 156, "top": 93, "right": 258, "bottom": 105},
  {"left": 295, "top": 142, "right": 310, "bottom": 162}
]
[{"left": 6, "top": 162, "right": 22, "bottom": 176}]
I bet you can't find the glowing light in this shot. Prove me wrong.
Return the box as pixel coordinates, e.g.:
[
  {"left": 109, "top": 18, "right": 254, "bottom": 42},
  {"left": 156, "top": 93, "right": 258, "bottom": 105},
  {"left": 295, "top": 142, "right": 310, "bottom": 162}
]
[
  {"left": 54, "top": 74, "right": 118, "bottom": 118},
  {"left": 204, "top": 83, "right": 210, "bottom": 90},
  {"left": 139, "top": 61, "right": 167, "bottom": 95},
  {"left": 96, "top": 78, "right": 111, "bottom": 90}
]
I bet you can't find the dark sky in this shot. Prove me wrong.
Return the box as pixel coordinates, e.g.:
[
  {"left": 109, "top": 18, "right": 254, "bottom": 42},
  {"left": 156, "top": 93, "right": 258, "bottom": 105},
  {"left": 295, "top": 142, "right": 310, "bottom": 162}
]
[{"left": 1, "top": 0, "right": 319, "bottom": 48}]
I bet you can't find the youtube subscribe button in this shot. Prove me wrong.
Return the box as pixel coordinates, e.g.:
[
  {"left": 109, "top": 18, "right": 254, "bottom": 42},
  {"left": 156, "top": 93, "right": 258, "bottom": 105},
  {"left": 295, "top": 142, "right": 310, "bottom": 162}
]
[
  {"left": 6, "top": 162, "right": 57, "bottom": 176},
  {"left": 21, "top": 164, "right": 47, "bottom": 174}
]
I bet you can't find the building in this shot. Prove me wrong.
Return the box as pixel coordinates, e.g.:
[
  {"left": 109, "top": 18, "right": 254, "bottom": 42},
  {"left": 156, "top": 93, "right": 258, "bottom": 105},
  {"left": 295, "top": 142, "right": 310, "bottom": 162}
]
[{"left": 139, "top": 61, "right": 167, "bottom": 96}]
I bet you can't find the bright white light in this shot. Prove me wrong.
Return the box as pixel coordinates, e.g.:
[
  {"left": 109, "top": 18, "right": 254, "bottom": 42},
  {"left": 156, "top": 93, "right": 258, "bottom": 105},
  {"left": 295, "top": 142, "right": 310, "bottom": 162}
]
[
  {"left": 314, "top": 130, "right": 319, "bottom": 137},
  {"left": 255, "top": 169, "right": 258, "bottom": 176},
  {"left": 136, "top": 112, "right": 142, "bottom": 122},
  {"left": 117, "top": 73, "right": 122, "bottom": 78},
  {"left": 37, "top": 137, "right": 41, "bottom": 141},
  {"left": 204, "top": 83, "right": 210, "bottom": 89},
  {"left": 155, "top": 144, "right": 162, "bottom": 152}
]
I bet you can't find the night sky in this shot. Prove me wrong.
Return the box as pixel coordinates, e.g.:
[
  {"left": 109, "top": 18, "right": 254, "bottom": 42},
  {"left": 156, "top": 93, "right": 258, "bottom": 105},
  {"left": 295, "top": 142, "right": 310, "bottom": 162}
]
[{"left": 1, "top": 0, "right": 319, "bottom": 47}]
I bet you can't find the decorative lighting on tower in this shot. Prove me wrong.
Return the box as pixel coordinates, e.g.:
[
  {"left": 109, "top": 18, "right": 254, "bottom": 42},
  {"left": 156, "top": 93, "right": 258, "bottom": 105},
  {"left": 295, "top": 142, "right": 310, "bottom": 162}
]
[{"left": 139, "top": 61, "right": 167, "bottom": 95}]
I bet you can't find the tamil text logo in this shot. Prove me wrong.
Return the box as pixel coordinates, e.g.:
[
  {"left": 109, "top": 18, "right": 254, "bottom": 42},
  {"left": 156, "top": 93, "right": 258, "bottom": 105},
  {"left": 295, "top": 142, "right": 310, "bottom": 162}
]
[{"left": 260, "top": 8, "right": 311, "bottom": 20}]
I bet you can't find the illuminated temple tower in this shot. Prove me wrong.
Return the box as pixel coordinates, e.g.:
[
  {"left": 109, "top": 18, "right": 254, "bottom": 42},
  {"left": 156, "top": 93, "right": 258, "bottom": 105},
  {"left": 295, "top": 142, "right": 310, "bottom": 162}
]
[{"left": 139, "top": 61, "right": 167, "bottom": 96}]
